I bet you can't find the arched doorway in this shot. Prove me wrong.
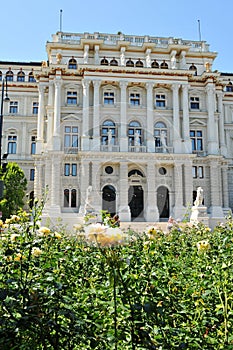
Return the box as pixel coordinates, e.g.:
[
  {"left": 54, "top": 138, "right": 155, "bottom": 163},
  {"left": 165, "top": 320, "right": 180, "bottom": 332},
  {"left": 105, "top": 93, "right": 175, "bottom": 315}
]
[
  {"left": 157, "top": 186, "right": 169, "bottom": 220},
  {"left": 102, "top": 185, "right": 116, "bottom": 216},
  {"left": 128, "top": 185, "right": 144, "bottom": 220}
]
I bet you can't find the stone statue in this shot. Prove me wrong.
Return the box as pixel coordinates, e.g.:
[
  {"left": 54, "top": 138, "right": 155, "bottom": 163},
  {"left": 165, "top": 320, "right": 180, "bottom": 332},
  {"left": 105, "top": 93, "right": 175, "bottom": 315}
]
[
  {"left": 84, "top": 185, "right": 93, "bottom": 214},
  {"left": 108, "top": 129, "right": 112, "bottom": 145},
  {"left": 160, "top": 131, "right": 168, "bottom": 152},
  {"left": 134, "top": 131, "right": 140, "bottom": 146},
  {"left": 194, "top": 187, "right": 203, "bottom": 207}
]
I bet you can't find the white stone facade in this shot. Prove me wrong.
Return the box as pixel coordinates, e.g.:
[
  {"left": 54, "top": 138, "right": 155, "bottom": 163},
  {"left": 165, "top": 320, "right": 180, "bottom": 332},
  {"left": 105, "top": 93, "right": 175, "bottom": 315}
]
[{"left": 1, "top": 31, "right": 233, "bottom": 228}]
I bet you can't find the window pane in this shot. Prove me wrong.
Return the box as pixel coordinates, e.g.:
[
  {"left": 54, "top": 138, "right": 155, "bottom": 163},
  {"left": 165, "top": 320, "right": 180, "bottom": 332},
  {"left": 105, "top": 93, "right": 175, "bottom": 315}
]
[
  {"left": 64, "top": 164, "right": 70, "bottom": 176},
  {"left": 71, "top": 189, "right": 77, "bottom": 207},
  {"left": 64, "top": 135, "right": 71, "bottom": 147},
  {"left": 72, "top": 164, "right": 77, "bottom": 176},
  {"left": 64, "top": 189, "right": 69, "bottom": 207}
]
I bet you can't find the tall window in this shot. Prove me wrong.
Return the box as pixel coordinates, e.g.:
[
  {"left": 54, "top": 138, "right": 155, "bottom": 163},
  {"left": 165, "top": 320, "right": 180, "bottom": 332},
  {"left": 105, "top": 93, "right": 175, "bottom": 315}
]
[
  {"left": 64, "top": 189, "right": 77, "bottom": 207},
  {"left": 9, "top": 101, "right": 18, "bottom": 114},
  {"left": 30, "top": 169, "right": 35, "bottom": 181},
  {"left": 155, "top": 94, "right": 166, "bottom": 108},
  {"left": 68, "top": 57, "right": 77, "bottom": 69},
  {"left": 6, "top": 70, "right": 13, "bottom": 82},
  {"left": 101, "top": 120, "right": 116, "bottom": 145},
  {"left": 129, "top": 93, "right": 140, "bottom": 106},
  {"left": 64, "top": 163, "right": 77, "bottom": 176},
  {"left": 128, "top": 121, "right": 142, "bottom": 146},
  {"left": 64, "top": 126, "right": 79, "bottom": 149},
  {"left": 31, "top": 136, "right": 36, "bottom": 154},
  {"left": 189, "top": 64, "right": 197, "bottom": 75},
  {"left": 28, "top": 72, "right": 36, "bottom": 82},
  {"left": 32, "top": 102, "right": 39, "bottom": 114},
  {"left": 190, "top": 130, "right": 203, "bottom": 151},
  {"left": 104, "top": 91, "right": 114, "bottom": 105},
  {"left": 154, "top": 122, "right": 167, "bottom": 147},
  {"left": 190, "top": 96, "right": 200, "bottom": 109},
  {"left": 7, "top": 134, "right": 17, "bottom": 154},
  {"left": 17, "top": 71, "right": 25, "bottom": 82},
  {"left": 192, "top": 166, "right": 204, "bottom": 178},
  {"left": 67, "top": 91, "right": 77, "bottom": 105}
]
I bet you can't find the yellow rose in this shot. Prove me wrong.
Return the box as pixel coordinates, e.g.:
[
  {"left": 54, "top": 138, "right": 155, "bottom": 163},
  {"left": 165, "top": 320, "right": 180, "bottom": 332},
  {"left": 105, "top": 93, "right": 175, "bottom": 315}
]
[{"left": 32, "top": 247, "right": 42, "bottom": 257}]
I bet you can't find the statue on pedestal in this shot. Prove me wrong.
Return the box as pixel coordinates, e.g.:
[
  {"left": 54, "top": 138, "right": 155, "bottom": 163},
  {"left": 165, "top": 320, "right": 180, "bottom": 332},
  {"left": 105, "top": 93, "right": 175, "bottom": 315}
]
[{"left": 84, "top": 185, "right": 93, "bottom": 214}]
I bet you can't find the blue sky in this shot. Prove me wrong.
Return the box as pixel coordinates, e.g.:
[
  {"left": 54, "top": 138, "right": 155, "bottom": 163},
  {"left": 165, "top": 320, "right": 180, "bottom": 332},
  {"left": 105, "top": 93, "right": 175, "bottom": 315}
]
[{"left": 0, "top": 0, "right": 232, "bottom": 72}]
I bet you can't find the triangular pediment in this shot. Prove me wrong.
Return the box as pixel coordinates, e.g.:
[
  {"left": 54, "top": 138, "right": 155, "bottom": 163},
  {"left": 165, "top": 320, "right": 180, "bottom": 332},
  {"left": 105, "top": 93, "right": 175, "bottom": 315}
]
[
  {"left": 190, "top": 119, "right": 206, "bottom": 126},
  {"left": 62, "top": 114, "right": 81, "bottom": 121}
]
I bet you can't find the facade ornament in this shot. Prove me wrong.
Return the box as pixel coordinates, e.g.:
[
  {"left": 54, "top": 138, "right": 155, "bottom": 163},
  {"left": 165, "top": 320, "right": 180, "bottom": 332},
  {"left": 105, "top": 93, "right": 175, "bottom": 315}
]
[
  {"left": 170, "top": 50, "right": 177, "bottom": 69},
  {"left": 56, "top": 53, "right": 62, "bottom": 64},
  {"left": 120, "top": 47, "right": 126, "bottom": 66},
  {"left": 84, "top": 45, "right": 89, "bottom": 64}
]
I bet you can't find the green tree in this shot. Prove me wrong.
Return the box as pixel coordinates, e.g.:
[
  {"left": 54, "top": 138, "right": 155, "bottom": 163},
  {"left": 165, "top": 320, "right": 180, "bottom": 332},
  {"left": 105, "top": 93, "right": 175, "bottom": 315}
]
[{"left": 0, "top": 162, "right": 27, "bottom": 220}]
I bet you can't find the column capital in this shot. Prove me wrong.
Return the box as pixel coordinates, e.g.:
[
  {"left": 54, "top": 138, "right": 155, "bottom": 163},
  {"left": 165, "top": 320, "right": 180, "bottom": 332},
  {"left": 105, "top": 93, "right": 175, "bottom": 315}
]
[
  {"left": 38, "top": 84, "right": 46, "bottom": 93},
  {"left": 54, "top": 79, "right": 62, "bottom": 88},
  {"left": 172, "top": 83, "right": 180, "bottom": 92},
  {"left": 181, "top": 84, "right": 190, "bottom": 91},
  {"left": 93, "top": 80, "right": 101, "bottom": 88},
  {"left": 145, "top": 82, "right": 154, "bottom": 90},
  {"left": 205, "top": 84, "right": 215, "bottom": 95},
  {"left": 82, "top": 79, "right": 91, "bottom": 89},
  {"left": 119, "top": 80, "right": 128, "bottom": 89}
]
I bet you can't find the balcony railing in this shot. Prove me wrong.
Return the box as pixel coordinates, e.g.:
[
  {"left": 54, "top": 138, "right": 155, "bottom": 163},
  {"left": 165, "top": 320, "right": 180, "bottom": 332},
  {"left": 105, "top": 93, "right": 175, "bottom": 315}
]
[
  {"left": 155, "top": 146, "right": 174, "bottom": 153},
  {"left": 128, "top": 145, "right": 147, "bottom": 152},
  {"left": 100, "top": 145, "right": 120, "bottom": 152},
  {"left": 64, "top": 147, "right": 79, "bottom": 154}
]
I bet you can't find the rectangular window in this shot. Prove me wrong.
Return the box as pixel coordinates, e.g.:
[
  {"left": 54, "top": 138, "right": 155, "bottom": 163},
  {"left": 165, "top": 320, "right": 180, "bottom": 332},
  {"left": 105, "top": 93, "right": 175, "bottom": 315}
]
[
  {"left": 31, "top": 136, "right": 36, "bottom": 154},
  {"left": 71, "top": 164, "right": 77, "bottom": 176},
  {"left": 7, "top": 135, "right": 17, "bottom": 154},
  {"left": 192, "top": 166, "right": 197, "bottom": 178},
  {"left": 130, "top": 93, "right": 140, "bottom": 106},
  {"left": 64, "top": 126, "right": 79, "bottom": 149},
  {"left": 155, "top": 94, "right": 166, "bottom": 108},
  {"left": 30, "top": 169, "right": 35, "bottom": 181},
  {"left": 190, "top": 130, "right": 203, "bottom": 151},
  {"left": 192, "top": 166, "right": 204, "bottom": 178},
  {"left": 9, "top": 101, "right": 18, "bottom": 114},
  {"left": 190, "top": 96, "right": 200, "bottom": 109},
  {"left": 67, "top": 91, "right": 77, "bottom": 105},
  {"left": 32, "top": 102, "right": 39, "bottom": 114},
  {"left": 104, "top": 91, "right": 114, "bottom": 105},
  {"left": 198, "top": 166, "right": 204, "bottom": 178},
  {"left": 64, "top": 164, "right": 70, "bottom": 176}
]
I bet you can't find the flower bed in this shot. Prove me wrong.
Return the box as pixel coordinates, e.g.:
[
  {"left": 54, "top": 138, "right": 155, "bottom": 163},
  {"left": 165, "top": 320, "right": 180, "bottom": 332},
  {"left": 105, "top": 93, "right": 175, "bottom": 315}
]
[{"left": 0, "top": 209, "right": 233, "bottom": 349}]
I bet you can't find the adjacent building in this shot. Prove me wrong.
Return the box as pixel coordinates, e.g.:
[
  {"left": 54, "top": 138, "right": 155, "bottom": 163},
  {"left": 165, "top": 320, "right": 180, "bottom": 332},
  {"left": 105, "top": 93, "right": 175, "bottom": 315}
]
[{"left": 1, "top": 31, "right": 233, "bottom": 228}]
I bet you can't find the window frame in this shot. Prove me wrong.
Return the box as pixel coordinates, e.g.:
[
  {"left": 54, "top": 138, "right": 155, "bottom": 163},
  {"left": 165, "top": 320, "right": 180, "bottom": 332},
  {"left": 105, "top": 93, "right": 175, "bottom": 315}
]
[
  {"left": 190, "top": 130, "right": 203, "bottom": 152},
  {"left": 7, "top": 134, "right": 17, "bottom": 154},
  {"left": 190, "top": 96, "right": 200, "bottom": 110},
  {"left": 9, "top": 101, "right": 18, "bottom": 114}
]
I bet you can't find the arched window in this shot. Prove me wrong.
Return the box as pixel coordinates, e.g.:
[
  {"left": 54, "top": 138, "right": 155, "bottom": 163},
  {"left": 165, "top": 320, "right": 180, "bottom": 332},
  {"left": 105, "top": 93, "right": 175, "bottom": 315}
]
[
  {"left": 101, "top": 120, "right": 116, "bottom": 145},
  {"left": 102, "top": 185, "right": 116, "bottom": 216},
  {"left": 226, "top": 80, "right": 233, "bottom": 92},
  {"left": 0, "top": 71, "right": 2, "bottom": 81},
  {"left": 64, "top": 189, "right": 77, "bottom": 208},
  {"left": 160, "top": 60, "right": 168, "bottom": 69},
  {"left": 101, "top": 57, "right": 109, "bottom": 65},
  {"left": 28, "top": 71, "right": 36, "bottom": 82},
  {"left": 6, "top": 70, "right": 14, "bottom": 82},
  {"left": 110, "top": 58, "right": 118, "bottom": 66},
  {"left": 31, "top": 135, "right": 36, "bottom": 154},
  {"left": 128, "top": 121, "right": 142, "bottom": 146},
  {"left": 151, "top": 60, "right": 159, "bottom": 68},
  {"left": 17, "top": 70, "right": 25, "bottom": 82},
  {"left": 189, "top": 63, "right": 197, "bottom": 76},
  {"left": 154, "top": 122, "right": 167, "bottom": 147},
  {"left": 68, "top": 57, "right": 77, "bottom": 69},
  {"left": 126, "top": 58, "right": 134, "bottom": 67},
  {"left": 135, "top": 59, "right": 143, "bottom": 67},
  {"left": 128, "top": 169, "right": 144, "bottom": 177}
]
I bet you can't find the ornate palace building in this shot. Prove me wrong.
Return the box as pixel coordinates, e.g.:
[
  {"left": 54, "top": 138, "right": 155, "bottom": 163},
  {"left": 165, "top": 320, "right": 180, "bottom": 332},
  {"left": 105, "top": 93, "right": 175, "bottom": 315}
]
[{"left": 1, "top": 31, "right": 233, "bottom": 228}]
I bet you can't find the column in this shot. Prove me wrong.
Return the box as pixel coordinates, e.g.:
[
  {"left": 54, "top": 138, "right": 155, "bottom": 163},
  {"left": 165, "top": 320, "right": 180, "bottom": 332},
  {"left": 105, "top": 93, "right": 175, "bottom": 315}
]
[
  {"left": 217, "top": 91, "right": 227, "bottom": 157},
  {"left": 84, "top": 44, "right": 89, "bottom": 64},
  {"left": 183, "top": 163, "right": 193, "bottom": 207},
  {"left": 36, "top": 84, "right": 45, "bottom": 154},
  {"left": 222, "top": 166, "right": 229, "bottom": 209},
  {"left": 206, "top": 84, "right": 218, "bottom": 154},
  {"left": 146, "top": 162, "right": 159, "bottom": 221},
  {"left": 209, "top": 160, "right": 224, "bottom": 217},
  {"left": 78, "top": 160, "right": 90, "bottom": 214},
  {"left": 146, "top": 82, "right": 155, "bottom": 152},
  {"left": 50, "top": 154, "right": 61, "bottom": 213},
  {"left": 92, "top": 80, "right": 101, "bottom": 150},
  {"left": 119, "top": 81, "right": 128, "bottom": 151},
  {"left": 34, "top": 160, "right": 43, "bottom": 199},
  {"left": 81, "top": 79, "right": 91, "bottom": 151},
  {"left": 119, "top": 162, "right": 130, "bottom": 221},
  {"left": 53, "top": 79, "right": 62, "bottom": 150},
  {"left": 173, "top": 162, "right": 185, "bottom": 219},
  {"left": 92, "top": 161, "right": 101, "bottom": 212},
  {"left": 47, "top": 80, "right": 54, "bottom": 150},
  {"left": 182, "top": 84, "right": 192, "bottom": 153},
  {"left": 94, "top": 45, "right": 99, "bottom": 65},
  {"left": 172, "top": 83, "right": 182, "bottom": 152}
]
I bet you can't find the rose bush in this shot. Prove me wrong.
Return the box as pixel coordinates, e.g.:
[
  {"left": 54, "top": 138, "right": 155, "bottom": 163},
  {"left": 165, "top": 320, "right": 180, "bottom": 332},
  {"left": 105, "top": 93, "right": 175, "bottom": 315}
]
[{"left": 0, "top": 205, "right": 233, "bottom": 349}]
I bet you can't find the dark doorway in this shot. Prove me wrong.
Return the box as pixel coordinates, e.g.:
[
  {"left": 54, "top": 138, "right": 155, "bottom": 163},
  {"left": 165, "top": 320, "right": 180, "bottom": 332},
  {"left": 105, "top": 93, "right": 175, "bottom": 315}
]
[
  {"left": 157, "top": 186, "right": 169, "bottom": 220},
  {"left": 128, "top": 185, "right": 144, "bottom": 220},
  {"left": 102, "top": 185, "right": 116, "bottom": 215}
]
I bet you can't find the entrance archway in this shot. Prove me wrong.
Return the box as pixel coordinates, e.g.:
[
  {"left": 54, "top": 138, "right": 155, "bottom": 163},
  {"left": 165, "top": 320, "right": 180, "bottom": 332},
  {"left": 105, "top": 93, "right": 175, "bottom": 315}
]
[
  {"left": 128, "top": 185, "right": 144, "bottom": 220},
  {"left": 157, "top": 186, "right": 169, "bottom": 220},
  {"left": 102, "top": 185, "right": 116, "bottom": 216}
]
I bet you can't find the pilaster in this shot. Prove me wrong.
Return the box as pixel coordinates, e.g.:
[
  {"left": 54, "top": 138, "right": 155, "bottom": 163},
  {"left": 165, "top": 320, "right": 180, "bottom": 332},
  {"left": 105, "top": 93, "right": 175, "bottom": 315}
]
[
  {"left": 36, "top": 84, "right": 45, "bottom": 154},
  {"left": 119, "top": 81, "right": 128, "bottom": 151},
  {"left": 146, "top": 82, "right": 155, "bottom": 152},
  {"left": 206, "top": 84, "right": 219, "bottom": 155},
  {"left": 182, "top": 84, "right": 192, "bottom": 153},
  {"left": 81, "top": 79, "right": 91, "bottom": 151},
  {"left": 145, "top": 162, "right": 159, "bottom": 221},
  {"left": 119, "top": 162, "right": 131, "bottom": 221},
  {"left": 53, "top": 78, "right": 62, "bottom": 150},
  {"left": 172, "top": 83, "right": 182, "bottom": 152},
  {"left": 217, "top": 91, "right": 227, "bottom": 157},
  {"left": 92, "top": 80, "right": 101, "bottom": 151}
]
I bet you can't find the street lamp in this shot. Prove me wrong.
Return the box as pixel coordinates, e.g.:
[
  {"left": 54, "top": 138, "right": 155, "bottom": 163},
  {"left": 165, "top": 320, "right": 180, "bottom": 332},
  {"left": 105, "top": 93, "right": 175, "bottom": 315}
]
[{"left": 0, "top": 77, "right": 10, "bottom": 168}]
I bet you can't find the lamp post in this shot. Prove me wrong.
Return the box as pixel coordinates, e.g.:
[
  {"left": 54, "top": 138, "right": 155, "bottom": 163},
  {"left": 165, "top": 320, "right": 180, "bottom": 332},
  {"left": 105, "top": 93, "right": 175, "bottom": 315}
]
[{"left": 0, "top": 77, "right": 10, "bottom": 168}]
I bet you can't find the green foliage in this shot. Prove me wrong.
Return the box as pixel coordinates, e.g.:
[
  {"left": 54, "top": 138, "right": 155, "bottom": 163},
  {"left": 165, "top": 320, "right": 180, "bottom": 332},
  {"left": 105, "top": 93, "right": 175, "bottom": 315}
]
[
  {"left": 0, "top": 208, "right": 233, "bottom": 349},
  {"left": 0, "top": 162, "right": 27, "bottom": 220}
]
